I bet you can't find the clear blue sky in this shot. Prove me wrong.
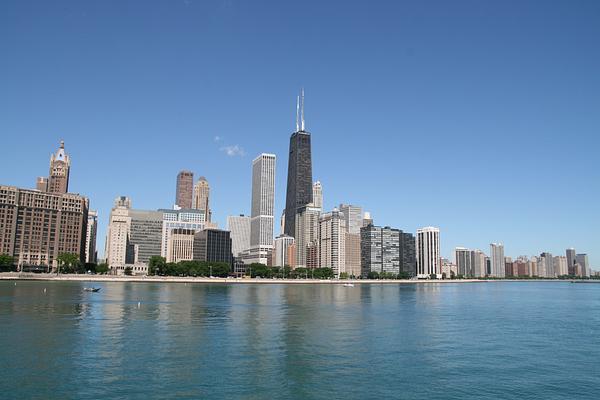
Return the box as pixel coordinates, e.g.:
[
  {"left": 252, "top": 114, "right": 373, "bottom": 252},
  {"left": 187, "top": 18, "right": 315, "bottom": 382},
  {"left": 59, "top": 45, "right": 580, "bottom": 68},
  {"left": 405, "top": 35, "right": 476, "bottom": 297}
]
[{"left": 1, "top": 0, "right": 598, "bottom": 267}]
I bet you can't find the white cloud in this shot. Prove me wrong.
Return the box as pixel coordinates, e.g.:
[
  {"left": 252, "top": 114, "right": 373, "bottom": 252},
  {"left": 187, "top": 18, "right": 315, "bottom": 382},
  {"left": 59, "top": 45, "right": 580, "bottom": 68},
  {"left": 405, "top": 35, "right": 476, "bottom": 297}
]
[
  {"left": 220, "top": 145, "right": 245, "bottom": 157},
  {"left": 214, "top": 135, "right": 222, "bottom": 142}
]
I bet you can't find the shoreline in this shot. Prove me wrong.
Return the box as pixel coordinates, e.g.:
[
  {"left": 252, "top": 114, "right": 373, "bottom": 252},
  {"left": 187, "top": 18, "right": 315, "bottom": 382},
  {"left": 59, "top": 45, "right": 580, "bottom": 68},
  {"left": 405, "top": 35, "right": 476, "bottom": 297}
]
[{"left": 0, "top": 273, "right": 589, "bottom": 284}]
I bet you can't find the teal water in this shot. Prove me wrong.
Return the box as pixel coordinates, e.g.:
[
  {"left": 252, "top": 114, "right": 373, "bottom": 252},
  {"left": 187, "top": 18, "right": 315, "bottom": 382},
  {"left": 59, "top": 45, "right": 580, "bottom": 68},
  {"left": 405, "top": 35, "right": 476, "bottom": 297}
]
[{"left": 0, "top": 281, "right": 598, "bottom": 399}]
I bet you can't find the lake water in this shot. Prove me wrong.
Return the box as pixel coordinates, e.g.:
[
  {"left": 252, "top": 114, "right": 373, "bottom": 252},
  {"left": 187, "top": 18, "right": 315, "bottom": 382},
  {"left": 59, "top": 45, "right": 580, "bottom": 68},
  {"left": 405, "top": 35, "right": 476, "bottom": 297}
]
[{"left": 1, "top": 281, "right": 599, "bottom": 399}]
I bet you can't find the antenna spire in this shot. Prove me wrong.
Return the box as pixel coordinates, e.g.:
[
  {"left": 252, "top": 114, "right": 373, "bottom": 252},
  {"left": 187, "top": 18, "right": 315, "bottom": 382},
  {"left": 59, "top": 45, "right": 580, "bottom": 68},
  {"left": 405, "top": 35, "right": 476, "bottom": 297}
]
[
  {"left": 296, "top": 95, "right": 300, "bottom": 132},
  {"left": 300, "top": 88, "right": 305, "bottom": 131}
]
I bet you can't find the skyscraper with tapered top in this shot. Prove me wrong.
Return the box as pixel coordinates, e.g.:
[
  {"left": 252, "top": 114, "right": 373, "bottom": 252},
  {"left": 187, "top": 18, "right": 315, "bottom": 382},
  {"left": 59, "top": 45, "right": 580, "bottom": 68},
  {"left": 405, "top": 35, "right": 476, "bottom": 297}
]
[
  {"left": 284, "top": 89, "right": 313, "bottom": 238},
  {"left": 48, "top": 140, "right": 70, "bottom": 193}
]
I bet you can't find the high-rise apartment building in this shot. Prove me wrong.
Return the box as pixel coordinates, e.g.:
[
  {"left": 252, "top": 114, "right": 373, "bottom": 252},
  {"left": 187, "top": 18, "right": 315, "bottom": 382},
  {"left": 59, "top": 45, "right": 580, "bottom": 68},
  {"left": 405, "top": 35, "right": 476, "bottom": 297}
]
[
  {"left": 227, "top": 214, "right": 251, "bottom": 257},
  {"left": 490, "top": 243, "right": 505, "bottom": 278},
  {"left": 471, "top": 250, "right": 487, "bottom": 277},
  {"left": 0, "top": 185, "right": 88, "bottom": 271},
  {"left": 416, "top": 227, "right": 440, "bottom": 278},
  {"left": 576, "top": 254, "right": 590, "bottom": 277},
  {"left": 85, "top": 210, "right": 98, "bottom": 264},
  {"left": 338, "top": 204, "right": 363, "bottom": 235},
  {"left": 192, "top": 176, "right": 211, "bottom": 222},
  {"left": 554, "top": 256, "right": 569, "bottom": 276},
  {"left": 47, "top": 141, "right": 71, "bottom": 194},
  {"left": 284, "top": 90, "right": 313, "bottom": 238},
  {"left": 539, "top": 252, "right": 554, "bottom": 278},
  {"left": 566, "top": 248, "right": 577, "bottom": 275},
  {"left": 175, "top": 171, "right": 194, "bottom": 209},
  {"left": 166, "top": 228, "right": 195, "bottom": 263},
  {"left": 193, "top": 229, "right": 232, "bottom": 265},
  {"left": 312, "top": 181, "right": 323, "bottom": 209},
  {"left": 273, "top": 235, "right": 295, "bottom": 267},
  {"left": 361, "top": 225, "right": 415, "bottom": 277},
  {"left": 319, "top": 209, "right": 346, "bottom": 277},
  {"left": 294, "top": 204, "right": 321, "bottom": 268},
  {"left": 344, "top": 233, "right": 361, "bottom": 278},
  {"left": 455, "top": 247, "right": 472, "bottom": 277},
  {"left": 246, "top": 153, "right": 276, "bottom": 264},
  {"left": 105, "top": 196, "right": 132, "bottom": 268}
]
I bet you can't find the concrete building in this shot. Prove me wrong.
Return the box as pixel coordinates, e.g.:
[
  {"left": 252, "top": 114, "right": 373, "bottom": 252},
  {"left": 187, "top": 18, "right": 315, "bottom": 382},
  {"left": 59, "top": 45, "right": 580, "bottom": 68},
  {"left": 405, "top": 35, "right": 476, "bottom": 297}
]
[
  {"left": 105, "top": 196, "right": 132, "bottom": 268},
  {"left": 129, "top": 209, "right": 163, "bottom": 264},
  {"left": 319, "top": 209, "right": 346, "bottom": 277},
  {"left": 576, "top": 254, "right": 590, "bottom": 277},
  {"left": 312, "top": 181, "right": 323, "bottom": 209},
  {"left": 294, "top": 204, "right": 321, "bottom": 268},
  {"left": 539, "top": 252, "right": 554, "bottom": 278},
  {"left": 416, "top": 227, "right": 440, "bottom": 278},
  {"left": 161, "top": 208, "right": 206, "bottom": 258},
  {"left": 85, "top": 210, "right": 98, "bottom": 264},
  {"left": 338, "top": 204, "right": 363, "bottom": 235},
  {"left": 566, "top": 248, "right": 577, "bottom": 275},
  {"left": 471, "top": 250, "right": 487, "bottom": 278},
  {"left": 0, "top": 185, "right": 88, "bottom": 271},
  {"left": 360, "top": 225, "right": 410, "bottom": 277},
  {"left": 175, "top": 170, "right": 194, "bottom": 209},
  {"left": 166, "top": 228, "right": 195, "bottom": 263},
  {"left": 227, "top": 214, "right": 251, "bottom": 257},
  {"left": 554, "top": 256, "right": 568, "bottom": 277},
  {"left": 47, "top": 141, "right": 71, "bottom": 194},
  {"left": 284, "top": 90, "right": 313, "bottom": 238},
  {"left": 36, "top": 177, "right": 48, "bottom": 192},
  {"left": 192, "top": 176, "right": 211, "bottom": 222},
  {"left": 490, "top": 243, "right": 505, "bottom": 278},
  {"left": 247, "top": 153, "right": 276, "bottom": 265},
  {"left": 273, "top": 235, "right": 295, "bottom": 267},
  {"left": 455, "top": 247, "right": 472, "bottom": 277},
  {"left": 344, "top": 233, "right": 361, "bottom": 278},
  {"left": 193, "top": 229, "right": 232, "bottom": 265}
]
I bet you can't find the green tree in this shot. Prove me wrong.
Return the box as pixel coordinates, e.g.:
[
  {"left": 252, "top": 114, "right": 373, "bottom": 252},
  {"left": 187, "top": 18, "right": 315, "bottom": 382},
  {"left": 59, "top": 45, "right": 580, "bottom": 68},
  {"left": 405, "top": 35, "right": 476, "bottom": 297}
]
[
  {"left": 124, "top": 266, "right": 133, "bottom": 276},
  {"left": 339, "top": 272, "right": 349, "bottom": 280},
  {"left": 148, "top": 256, "right": 166, "bottom": 276},
  {"left": 96, "top": 263, "right": 109, "bottom": 275},
  {"left": 367, "top": 271, "right": 380, "bottom": 279},
  {"left": 56, "top": 253, "right": 81, "bottom": 274},
  {"left": 0, "top": 254, "right": 15, "bottom": 272}
]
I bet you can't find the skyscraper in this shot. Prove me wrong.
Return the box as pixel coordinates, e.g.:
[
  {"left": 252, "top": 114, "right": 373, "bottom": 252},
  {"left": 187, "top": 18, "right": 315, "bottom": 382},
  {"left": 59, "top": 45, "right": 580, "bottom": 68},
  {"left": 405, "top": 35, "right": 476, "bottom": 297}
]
[
  {"left": 294, "top": 204, "right": 321, "bottom": 268},
  {"left": 455, "top": 247, "right": 472, "bottom": 277},
  {"left": 319, "top": 209, "right": 346, "bottom": 277},
  {"left": 193, "top": 176, "right": 211, "bottom": 221},
  {"left": 576, "top": 254, "right": 590, "bottom": 277},
  {"left": 416, "top": 227, "right": 440, "bottom": 278},
  {"left": 175, "top": 170, "right": 194, "bottom": 209},
  {"left": 85, "top": 210, "right": 98, "bottom": 264},
  {"left": 47, "top": 140, "right": 70, "bottom": 194},
  {"left": 490, "top": 243, "right": 505, "bottom": 278},
  {"left": 247, "top": 153, "right": 276, "bottom": 264},
  {"left": 566, "top": 248, "right": 577, "bottom": 275},
  {"left": 339, "top": 204, "right": 363, "bottom": 234},
  {"left": 284, "top": 90, "right": 313, "bottom": 238},
  {"left": 105, "top": 196, "right": 132, "bottom": 268},
  {"left": 227, "top": 214, "right": 251, "bottom": 257},
  {"left": 313, "top": 181, "right": 323, "bottom": 209}
]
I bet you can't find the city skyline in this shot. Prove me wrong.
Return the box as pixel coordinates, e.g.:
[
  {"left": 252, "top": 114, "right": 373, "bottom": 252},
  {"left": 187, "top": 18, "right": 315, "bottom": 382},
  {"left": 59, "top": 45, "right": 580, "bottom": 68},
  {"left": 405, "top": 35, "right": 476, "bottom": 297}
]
[{"left": 1, "top": 1, "right": 599, "bottom": 267}]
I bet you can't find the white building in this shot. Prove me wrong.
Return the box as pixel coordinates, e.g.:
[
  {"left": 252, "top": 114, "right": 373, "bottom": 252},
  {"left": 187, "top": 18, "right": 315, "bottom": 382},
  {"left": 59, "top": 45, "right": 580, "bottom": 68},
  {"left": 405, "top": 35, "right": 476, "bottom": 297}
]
[
  {"left": 273, "top": 235, "right": 295, "bottom": 267},
  {"left": 416, "top": 227, "right": 440, "bottom": 278},
  {"left": 161, "top": 208, "right": 205, "bottom": 258},
  {"left": 312, "top": 181, "right": 323, "bottom": 209},
  {"left": 166, "top": 228, "right": 195, "bottom": 263},
  {"left": 192, "top": 177, "right": 211, "bottom": 222},
  {"left": 294, "top": 204, "right": 321, "bottom": 268},
  {"left": 247, "top": 153, "right": 276, "bottom": 264},
  {"left": 554, "top": 256, "right": 568, "bottom": 276},
  {"left": 227, "top": 214, "right": 251, "bottom": 257},
  {"left": 105, "top": 197, "right": 132, "bottom": 269},
  {"left": 319, "top": 209, "right": 346, "bottom": 278},
  {"left": 490, "top": 243, "right": 505, "bottom": 278}
]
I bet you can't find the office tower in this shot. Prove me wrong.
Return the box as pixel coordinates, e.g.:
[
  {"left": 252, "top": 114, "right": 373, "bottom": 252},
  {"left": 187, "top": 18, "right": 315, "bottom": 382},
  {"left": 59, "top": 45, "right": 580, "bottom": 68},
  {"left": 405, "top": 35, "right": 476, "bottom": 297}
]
[
  {"left": 105, "top": 196, "right": 133, "bottom": 268},
  {"left": 0, "top": 185, "right": 88, "bottom": 271},
  {"left": 294, "top": 204, "right": 321, "bottom": 268},
  {"left": 247, "top": 153, "right": 276, "bottom": 264},
  {"left": 312, "top": 181, "right": 323, "bottom": 209},
  {"left": 193, "top": 176, "right": 211, "bottom": 221},
  {"left": 345, "top": 233, "right": 361, "bottom": 277},
  {"left": 471, "top": 250, "right": 487, "bottom": 277},
  {"left": 47, "top": 141, "right": 71, "bottom": 194},
  {"left": 576, "top": 254, "right": 590, "bottom": 277},
  {"left": 128, "top": 209, "right": 164, "bottom": 264},
  {"left": 227, "top": 214, "right": 251, "bottom": 257},
  {"left": 161, "top": 208, "right": 206, "bottom": 258},
  {"left": 455, "top": 247, "right": 473, "bottom": 277},
  {"left": 36, "top": 177, "right": 48, "bottom": 192},
  {"left": 166, "top": 228, "right": 195, "bottom": 263},
  {"left": 566, "top": 248, "right": 576, "bottom": 275},
  {"left": 416, "top": 227, "right": 440, "bottom": 278},
  {"left": 193, "top": 229, "right": 232, "bottom": 265},
  {"left": 360, "top": 225, "right": 400, "bottom": 277},
  {"left": 273, "top": 235, "right": 295, "bottom": 267},
  {"left": 554, "top": 256, "right": 568, "bottom": 277},
  {"left": 284, "top": 90, "right": 313, "bottom": 237},
  {"left": 319, "top": 209, "right": 346, "bottom": 277},
  {"left": 362, "top": 211, "right": 373, "bottom": 227},
  {"left": 490, "top": 243, "right": 505, "bottom": 278},
  {"left": 175, "top": 171, "right": 194, "bottom": 209},
  {"left": 338, "top": 204, "right": 363, "bottom": 234},
  {"left": 85, "top": 210, "right": 98, "bottom": 264}
]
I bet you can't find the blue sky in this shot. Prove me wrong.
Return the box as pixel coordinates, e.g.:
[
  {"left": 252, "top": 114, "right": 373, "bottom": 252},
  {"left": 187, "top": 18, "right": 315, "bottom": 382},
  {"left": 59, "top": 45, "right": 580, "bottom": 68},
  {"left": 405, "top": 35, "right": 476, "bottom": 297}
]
[{"left": 1, "top": 0, "right": 598, "bottom": 266}]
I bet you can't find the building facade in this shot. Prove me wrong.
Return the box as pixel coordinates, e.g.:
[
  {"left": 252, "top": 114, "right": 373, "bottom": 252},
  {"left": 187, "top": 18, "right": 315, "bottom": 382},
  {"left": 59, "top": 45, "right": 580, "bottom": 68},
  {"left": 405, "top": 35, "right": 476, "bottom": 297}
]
[
  {"left": 490, "top": 243, "right": 505, "bottom": 278},
  {"left": 166, "top": 228, "right": 195, "bottom": 263},
  {"left": 312, "top": 181, "right": 323, "bottom": 209},
  {"left": 319, "top": 209, "right": 346, "bottom": 277},
  {"left": 247, "top": 153, "right": 276, "bottom": 265},
  {"left": 273, "top": 235, "right": 295, "bottom": 267},
  {"left": 294, "top": 204, "right": 321, "bottom": 268},
  {"left": 161, "top": 208, "right": 206, "bottom": 258},
  {"left": 416, "top": 227, "right": 440, "bottom": 278},
  {"left": 193, "top": 229, "right": 232, "bottom": 265},
  {"left": 175, "top": 170, "right": 194, "bottom": 209},
  {"left": 192, "top": 176, "right": 211, "bottom": 222},
  {"left": 227, "top": 214, "right": 251, "bottom": 257},
  {"left": 85, "top": 210, "right": 98, "bottom": 264}
]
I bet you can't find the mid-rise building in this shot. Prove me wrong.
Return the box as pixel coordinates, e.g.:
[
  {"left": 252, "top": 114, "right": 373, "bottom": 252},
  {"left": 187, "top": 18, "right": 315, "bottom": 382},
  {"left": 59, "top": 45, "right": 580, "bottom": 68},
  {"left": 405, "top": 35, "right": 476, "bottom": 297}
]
[
  {"left": 490, "top": 243, "right": 505, "bottom": 278},
  {"left": 0, "top": 185, "right": 88, "bottom": 271},
  {"left": 247, "top": 153, "right": 276, "bottom": 264},
  {"left": 129, "top": 209, "right": 163, "bottom": 264},
  {"left": 166, "top": 228, "right": 195, "bottom": 263},
  {"left": 193, "top": 229, "right": 232, "bottom": 265},
  {"left": 227, "top": 214, "right": 251, "bottom": 257},
  {"left": 161, "top": 208, "right": 206, "bottom": 258},
  {"left": 85, "top": 210, "right": 98, "bottom": 264},
  {"left": 273, "top": 235, "right": 295, "bottom": 267},
  {"left": 319, "top": 209, "right": 346, "bottom": 277},
  {"left": 192, "top": 176, "right": 211, "bottom": 222},
  {"left": 416, "top": 227, "right": 440, "bottom": 278},
  {"left": 175, "top": 170, "right": 194, "bottom": 209}
]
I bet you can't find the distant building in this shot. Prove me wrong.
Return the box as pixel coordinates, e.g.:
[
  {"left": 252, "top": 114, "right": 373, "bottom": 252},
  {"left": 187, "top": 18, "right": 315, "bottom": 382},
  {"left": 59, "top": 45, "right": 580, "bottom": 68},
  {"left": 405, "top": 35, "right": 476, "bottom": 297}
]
[
  {"left": 455, "top": 247, "right": 472, "bottom": 277},
  {"left": 362, "top": 211, "right": 373, "bottom": 227},
  {"left": 175, "top": 171, "right": 194, "bottom": 209},
  {"left": 416, "top": 227, "right": 440, "bottom": 278},
  {"left": 273, "top": 235, "right": 295, "bottom": 267},
  {"left": 576, "top": 254, "right": 590, "bottom": 277},
  {"left": 227, "top": 214, "right": 251, "bottom": 257},
  {"left": 85, "top": 210, "right": 98, "bottom": 264},
  {"left": 566, "top": 248, "right": 577, "bottom": 275},
  {"left": 105, "top": 196, "right": 132, "bottom": 268},
  {"left": 319, "top": 209, "right": 346, "bottom": 277},
  {"left": 338, "top": 204, "right": 363, "bottom": 235},
  {"left": 166, "top": 228, "right": 195, "bottom": 263},
  {"left": 193, "top": 229, "right": 232, "bottom": 265},
  {"left": 312, "top": 181, "right": 323, "bottom": 209},
  {"left": 129, "top": 209, "right": 163, "bottom": 264},
  {"left": 490, "top": 243, "right": 505, "bottom": 278},
  {"left": 554, "top": 256, "right": 568, "bottom": 276},
  {"left": 192, "top": 177, "right": 211, "bottom": 222},
  {"left": 47, "top": 141, "right": 71, "bottom": 194},
  {"left": 161, "top": 208, "right": 206, "bottom": 258},
  {"left": 472, "top": 250, "right": 487, "bottom": 277},
  {"left": 539, "top": 252, "right": 554, "bottom": 278},
  {"left": 361, "top": 225, "right": 415, "bottom": 277},
  {"left": 294, "top": 204, "right": 321, "bottom": 268},
  {"left": 344, "top": 233, "right": 361, "bottom": 277}
]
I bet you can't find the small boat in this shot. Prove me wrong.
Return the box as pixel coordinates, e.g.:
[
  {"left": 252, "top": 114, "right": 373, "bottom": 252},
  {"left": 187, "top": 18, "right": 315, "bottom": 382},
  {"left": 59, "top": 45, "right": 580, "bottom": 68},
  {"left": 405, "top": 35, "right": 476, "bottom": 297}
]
[
  {"left": 83, "top": 287, "right": 101, "bottom": 292},
  {"left": 343, "top": 283, "right": 355, "bottom": 287}
]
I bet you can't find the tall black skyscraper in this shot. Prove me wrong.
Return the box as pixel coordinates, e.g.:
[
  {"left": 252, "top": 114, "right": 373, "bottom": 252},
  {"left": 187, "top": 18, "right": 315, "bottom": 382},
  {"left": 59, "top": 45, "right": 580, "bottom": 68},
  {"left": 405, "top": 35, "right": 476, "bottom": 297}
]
[{"left": 284, "top": 90, "right": 313, "bottom": 237}]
